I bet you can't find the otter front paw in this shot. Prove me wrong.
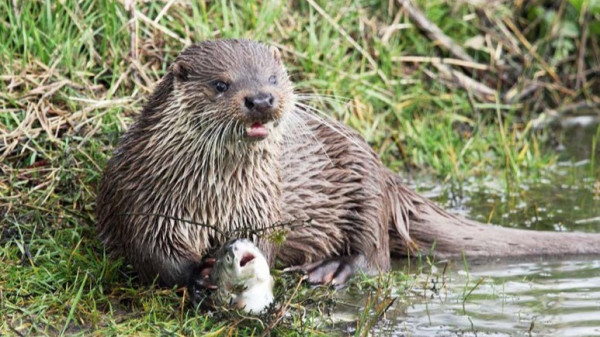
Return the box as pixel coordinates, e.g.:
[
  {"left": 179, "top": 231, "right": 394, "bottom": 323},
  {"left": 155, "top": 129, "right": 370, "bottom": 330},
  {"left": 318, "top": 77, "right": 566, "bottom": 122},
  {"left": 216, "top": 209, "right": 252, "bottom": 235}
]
[{"left": 187, "top": 257, "right": 217, "bottom": 309}]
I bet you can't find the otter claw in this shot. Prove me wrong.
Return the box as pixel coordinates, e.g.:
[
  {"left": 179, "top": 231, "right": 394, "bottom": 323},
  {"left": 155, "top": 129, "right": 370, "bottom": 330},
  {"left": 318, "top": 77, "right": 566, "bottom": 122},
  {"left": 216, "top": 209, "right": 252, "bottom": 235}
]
[
  {"left": 285, "top": 257, "right": 358, "bottom": 288},
  {"left": 188, "top": 258, "right": 219, "bottom": 309},
  {"left": 198, "top": 257, "right": 216, "bottom": 280}
]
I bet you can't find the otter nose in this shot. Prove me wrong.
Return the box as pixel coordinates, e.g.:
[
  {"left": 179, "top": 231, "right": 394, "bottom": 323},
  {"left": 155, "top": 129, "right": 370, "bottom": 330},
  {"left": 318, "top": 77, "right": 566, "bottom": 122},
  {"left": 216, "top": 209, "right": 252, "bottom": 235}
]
[{"left": 244, "top": 93, "right": 275, "bottom": 113}]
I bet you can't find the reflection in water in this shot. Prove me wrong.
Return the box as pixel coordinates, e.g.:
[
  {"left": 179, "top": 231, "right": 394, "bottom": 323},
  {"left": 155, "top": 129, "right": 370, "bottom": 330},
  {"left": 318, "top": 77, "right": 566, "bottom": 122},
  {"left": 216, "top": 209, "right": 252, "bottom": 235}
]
[{"left": 418, "top": 164, "right": 600, "bottom": 233}]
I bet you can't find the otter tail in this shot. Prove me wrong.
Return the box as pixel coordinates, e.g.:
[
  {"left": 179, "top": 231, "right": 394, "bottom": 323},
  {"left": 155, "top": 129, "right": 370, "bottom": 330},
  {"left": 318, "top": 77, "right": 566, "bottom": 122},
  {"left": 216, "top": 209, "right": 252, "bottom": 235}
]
[{"left": 387, "top": 174, "right": 600, "bottom": 259}]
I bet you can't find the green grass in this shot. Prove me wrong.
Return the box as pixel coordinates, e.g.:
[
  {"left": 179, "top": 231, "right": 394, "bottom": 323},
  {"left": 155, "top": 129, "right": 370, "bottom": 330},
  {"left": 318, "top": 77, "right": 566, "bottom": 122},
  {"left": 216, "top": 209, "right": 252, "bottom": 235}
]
[{"left": 1, "top": 0, "right": 599, "bottom": 335}]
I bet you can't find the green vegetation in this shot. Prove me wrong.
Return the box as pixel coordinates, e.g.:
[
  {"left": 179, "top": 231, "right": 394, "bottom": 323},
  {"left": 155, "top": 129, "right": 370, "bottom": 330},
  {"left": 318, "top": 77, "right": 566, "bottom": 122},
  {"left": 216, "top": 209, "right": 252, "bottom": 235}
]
[{"left": 1, "top": 0, "right": 598, "bottom": 335}]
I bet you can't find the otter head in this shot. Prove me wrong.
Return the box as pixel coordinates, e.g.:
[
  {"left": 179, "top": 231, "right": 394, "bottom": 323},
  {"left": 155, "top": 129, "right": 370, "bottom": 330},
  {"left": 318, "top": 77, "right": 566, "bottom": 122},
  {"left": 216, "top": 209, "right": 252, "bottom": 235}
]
[{"left": 170, "top": 39, "right": 294, "bottom": 144}]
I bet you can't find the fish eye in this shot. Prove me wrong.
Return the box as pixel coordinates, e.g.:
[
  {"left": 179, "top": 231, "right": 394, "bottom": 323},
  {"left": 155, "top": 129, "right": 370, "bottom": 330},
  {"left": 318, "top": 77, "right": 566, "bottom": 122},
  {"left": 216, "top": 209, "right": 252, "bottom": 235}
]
[
  {"left": 225, "top": 253, "right": 233, "bottom": 264},
  {"left": 213, "top": 80, "right": 229, "bottom": 93},
  {"left": 268, "top": 75, "right": 277, "bottom": 85}
]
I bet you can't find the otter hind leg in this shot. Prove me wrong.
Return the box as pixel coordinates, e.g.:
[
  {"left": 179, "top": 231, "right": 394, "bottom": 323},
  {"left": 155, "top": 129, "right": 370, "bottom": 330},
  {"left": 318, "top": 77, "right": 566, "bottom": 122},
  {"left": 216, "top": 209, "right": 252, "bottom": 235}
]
[{"left": 284, "top": 254, "right": 369, "bottom": 288}]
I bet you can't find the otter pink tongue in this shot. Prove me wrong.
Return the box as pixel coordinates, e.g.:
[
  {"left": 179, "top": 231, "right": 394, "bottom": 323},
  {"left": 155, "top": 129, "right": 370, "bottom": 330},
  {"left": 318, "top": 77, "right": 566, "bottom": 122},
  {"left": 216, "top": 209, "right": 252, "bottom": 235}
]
[{"left": 246, "top": 122, "right": 268, "bottom": 138}]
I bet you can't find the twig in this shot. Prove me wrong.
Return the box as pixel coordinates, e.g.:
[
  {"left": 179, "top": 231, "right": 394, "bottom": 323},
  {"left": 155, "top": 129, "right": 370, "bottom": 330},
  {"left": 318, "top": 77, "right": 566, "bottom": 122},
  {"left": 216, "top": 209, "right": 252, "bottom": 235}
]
[
  {"left": 531, "top": 101, "right": 600, "bottom": 129},
  {"left": 432, "top": 62, "right": 497, "bottom": 102},
  {"left": 7, "top": 323, "right": 25, "bottom": 337},
  {"left": 397, "top": 0, "right": 475, "bottom": 63},
  {"left": 22, "top": 79, "right": 70, "bottom": 99},
  {"left": 124, "top": 0, "right": 144, "bottom": 90},
  {"left": 130, "top": 58, "right": 155, "bottom": 88},
  {"left": 481, "top": 15, "right": 522, "bottom": 56},
  {"left": 67, "top": 97, "right": 134, "bottom": 128},
  {"left": 505, "top": 82, "right": 540, "bottom": 103},
  {"left": 569, "top": 66, "right": 600, "bottom": 81},
  {"left": 554, "top": 101, "right": 600, "bottom": 115}
]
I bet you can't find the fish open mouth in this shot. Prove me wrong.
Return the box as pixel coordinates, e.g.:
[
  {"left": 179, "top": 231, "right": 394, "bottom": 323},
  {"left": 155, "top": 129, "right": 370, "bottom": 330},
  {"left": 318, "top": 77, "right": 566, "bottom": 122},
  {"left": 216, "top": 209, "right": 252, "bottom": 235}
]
[{"left": 240, "top": 252, "right": 255, "bottom": 267}]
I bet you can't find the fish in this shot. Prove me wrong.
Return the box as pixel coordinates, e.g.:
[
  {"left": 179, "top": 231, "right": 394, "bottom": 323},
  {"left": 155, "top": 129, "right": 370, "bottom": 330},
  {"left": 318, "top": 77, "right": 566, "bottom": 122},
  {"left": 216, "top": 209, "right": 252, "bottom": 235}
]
[{"left": 210, "top": 239, "right": 274, "bottom": 314}]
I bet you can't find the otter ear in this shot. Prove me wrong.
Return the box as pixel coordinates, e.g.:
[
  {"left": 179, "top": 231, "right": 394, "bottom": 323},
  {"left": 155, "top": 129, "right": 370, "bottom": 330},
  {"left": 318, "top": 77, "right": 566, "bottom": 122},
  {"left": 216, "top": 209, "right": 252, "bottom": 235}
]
[
  {"left": 171, "top": 60, "right": 192, "bottom": 81},
  {"left": 270, "top": 46, "right": 282, "bottom": 65}
]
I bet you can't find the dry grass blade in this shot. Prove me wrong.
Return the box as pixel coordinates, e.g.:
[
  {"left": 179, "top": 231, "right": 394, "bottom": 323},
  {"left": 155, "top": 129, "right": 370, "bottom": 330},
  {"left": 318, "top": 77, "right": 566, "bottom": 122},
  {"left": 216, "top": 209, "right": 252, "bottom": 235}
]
[
  {"left": 154, "top": 0, "right": 178, "bottom": 23},
  {"left": 502, "top": 16, "right": 561, "bottom": 83},
  {"left": 135, "top": 8, "right": 191, "bottom": 46},
  {"left": 392, "top": 55, "right": 490, "bottom": 70},
  {"left": 576, "top": 11, "right": 590, "bottom": 90},
  {"left": 24, "top": 79, "right": 70, "bottom": 98}
]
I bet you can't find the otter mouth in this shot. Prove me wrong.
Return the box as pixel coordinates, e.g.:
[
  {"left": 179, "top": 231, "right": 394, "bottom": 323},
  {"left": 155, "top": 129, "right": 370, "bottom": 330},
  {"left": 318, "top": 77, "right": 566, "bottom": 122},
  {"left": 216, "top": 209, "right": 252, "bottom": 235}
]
[
  {"left": 240, "top": 252, "right": 256, "bottom": 267},
  {"left": 245, "top": 122, "right": 268, "bottom": 140},
  {"left": 244, "top": 121, "right": 274, "bottom": 141}
]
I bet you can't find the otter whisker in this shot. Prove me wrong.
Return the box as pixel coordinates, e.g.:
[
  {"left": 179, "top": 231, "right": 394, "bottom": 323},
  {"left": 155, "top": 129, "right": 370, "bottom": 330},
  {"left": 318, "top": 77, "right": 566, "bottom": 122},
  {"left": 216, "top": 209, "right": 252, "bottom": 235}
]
[
  {"left": 221, "top": 118, "right": 236, "bottom": 148},
  {"left": 296, "top": 93, "right": 350, "bottom": 105},
  {"left": 279, "top": 111, "right": 335, "bottom": 166},
  {"left": 293, "top": 103, "right": 373, "bottom": 156},
  {"left": 295, "top": 93, "right": 353, "bottom": 119}
]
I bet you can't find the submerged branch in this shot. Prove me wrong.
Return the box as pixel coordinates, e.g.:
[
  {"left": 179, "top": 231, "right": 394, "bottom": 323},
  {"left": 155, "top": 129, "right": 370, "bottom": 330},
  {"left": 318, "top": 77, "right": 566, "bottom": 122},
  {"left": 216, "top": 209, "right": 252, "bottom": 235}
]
[
  {"left": 397, "top": 0, "right": 475, "bottom": 63},
  {"left": 431, "top": 62, "right": 497, "bottom": 102}
]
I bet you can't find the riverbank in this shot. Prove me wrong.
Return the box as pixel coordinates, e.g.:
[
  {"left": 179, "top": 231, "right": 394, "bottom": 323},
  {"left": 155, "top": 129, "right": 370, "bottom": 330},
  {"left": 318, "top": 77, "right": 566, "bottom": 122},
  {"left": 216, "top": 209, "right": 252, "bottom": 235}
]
[{"left": 1, "top": 0, "right": 599, "bottom": 335}]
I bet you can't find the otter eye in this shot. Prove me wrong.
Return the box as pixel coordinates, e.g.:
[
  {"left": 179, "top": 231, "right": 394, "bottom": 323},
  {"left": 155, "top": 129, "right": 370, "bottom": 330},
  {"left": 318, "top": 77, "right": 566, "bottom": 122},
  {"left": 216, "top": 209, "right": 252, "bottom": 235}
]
[
  {"left": 213, "top": 81, "right": 229, "bottom": 93},
  {"left": 268, "top": 75, "right": 277, "bottom": 85}
]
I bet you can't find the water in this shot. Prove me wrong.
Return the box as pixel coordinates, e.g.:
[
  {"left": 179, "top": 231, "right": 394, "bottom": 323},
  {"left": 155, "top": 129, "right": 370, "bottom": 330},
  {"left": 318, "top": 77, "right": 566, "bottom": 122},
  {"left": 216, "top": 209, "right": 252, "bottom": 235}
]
[
  {"left": 332, "top": 120, "right": 600, "bottom": 336},
  {"left": 423, "top": 164, "right": 600, "bottom": 233},
  {"left": 372, "top": 258, "right": 600, "bottom": 336}
]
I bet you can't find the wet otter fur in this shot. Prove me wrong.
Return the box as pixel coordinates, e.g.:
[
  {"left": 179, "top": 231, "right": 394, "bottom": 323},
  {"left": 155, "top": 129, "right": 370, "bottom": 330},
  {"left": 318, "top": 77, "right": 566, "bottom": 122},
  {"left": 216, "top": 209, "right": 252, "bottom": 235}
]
[{"left": 97, "top": 39, "right": 600, "bottom": 288}]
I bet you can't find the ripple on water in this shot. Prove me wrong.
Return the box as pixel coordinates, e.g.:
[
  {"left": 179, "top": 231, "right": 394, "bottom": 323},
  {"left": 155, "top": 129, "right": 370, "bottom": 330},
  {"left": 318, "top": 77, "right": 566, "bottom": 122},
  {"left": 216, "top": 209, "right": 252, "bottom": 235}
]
[{"left": 334, "top": 258, "right": 600, "bottom": 336}]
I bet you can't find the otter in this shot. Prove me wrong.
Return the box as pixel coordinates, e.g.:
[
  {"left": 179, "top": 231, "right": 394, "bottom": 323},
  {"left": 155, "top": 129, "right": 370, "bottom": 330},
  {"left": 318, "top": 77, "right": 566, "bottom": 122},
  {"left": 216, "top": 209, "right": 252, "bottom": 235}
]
[{"left": 96, "top": 39, "right": 600, "bottom": 289}]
